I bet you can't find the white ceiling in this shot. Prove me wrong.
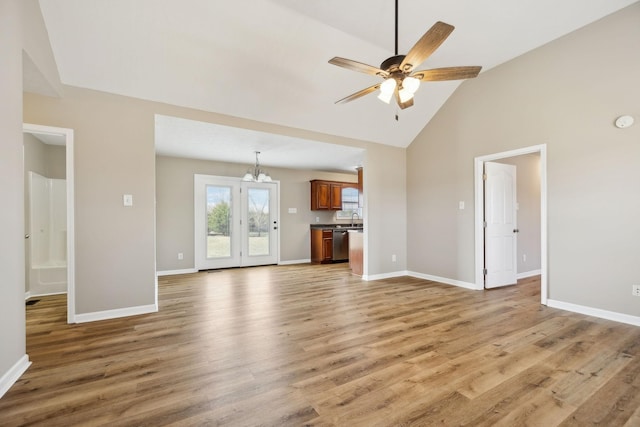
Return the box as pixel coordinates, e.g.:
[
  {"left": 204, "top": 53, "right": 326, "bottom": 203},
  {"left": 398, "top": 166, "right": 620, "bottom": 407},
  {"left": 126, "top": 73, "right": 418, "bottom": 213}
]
[{"left": 37, "top": 0, "right": 637, "bottom": 169}]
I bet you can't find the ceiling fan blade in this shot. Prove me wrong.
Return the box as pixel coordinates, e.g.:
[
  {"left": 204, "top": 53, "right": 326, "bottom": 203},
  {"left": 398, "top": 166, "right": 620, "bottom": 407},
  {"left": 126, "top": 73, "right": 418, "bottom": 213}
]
[
  {"left": 412, "top": 66, "right": 482, "bottom": 81},
  {"left": 335, "top": 83, "right": 381, "bottom": 104},
  {"left": 329, "top": 57, "right": 389, "bottom": 77},
  {"left": 400, "top": 21, "right": 454, "bottom": 73}
]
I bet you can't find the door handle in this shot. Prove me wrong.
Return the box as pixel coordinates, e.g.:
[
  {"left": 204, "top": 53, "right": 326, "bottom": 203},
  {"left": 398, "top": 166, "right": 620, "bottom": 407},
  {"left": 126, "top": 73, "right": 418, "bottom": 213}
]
[
  {"left": 273, "top": 227, "right": 278, "bottom": 230},
  {"left": 25, "top": 234, "right": 30, "bottom": 239},
  {"left": 513, "top": 229, "right": 519, "bottom": 233}
]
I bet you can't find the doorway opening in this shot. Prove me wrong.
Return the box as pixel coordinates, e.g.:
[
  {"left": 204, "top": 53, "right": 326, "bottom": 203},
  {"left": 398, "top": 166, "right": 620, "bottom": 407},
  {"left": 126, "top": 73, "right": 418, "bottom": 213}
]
[
  {"left": 23, "top": 124, "right": 75, "bottom": 323},
  {"left": 474, "top": 144, "right": 547, "bottom": 304}
]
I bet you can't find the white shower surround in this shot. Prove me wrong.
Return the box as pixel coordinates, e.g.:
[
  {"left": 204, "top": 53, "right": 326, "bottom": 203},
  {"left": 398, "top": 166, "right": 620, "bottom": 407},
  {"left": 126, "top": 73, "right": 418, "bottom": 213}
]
[{"left": 28, "top": 172, "right": 67, "bottom": 296}]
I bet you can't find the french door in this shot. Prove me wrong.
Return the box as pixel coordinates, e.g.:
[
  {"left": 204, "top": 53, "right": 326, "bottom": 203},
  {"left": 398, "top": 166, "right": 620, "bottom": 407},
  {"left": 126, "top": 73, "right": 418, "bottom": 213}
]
[{"left": 194, "top": 174, "right": 279, "bottom": 270}]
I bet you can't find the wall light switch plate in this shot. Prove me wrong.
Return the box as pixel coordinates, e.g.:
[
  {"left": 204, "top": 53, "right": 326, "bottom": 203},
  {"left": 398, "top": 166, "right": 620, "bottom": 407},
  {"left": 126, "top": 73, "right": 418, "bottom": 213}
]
[
  {"left": 288, "top": 207, "right": 297, "bottom": 214},
  {"left": 123, "top": 194, "right": 133, "bottom": 207},
  {"left": 459, "top": 201, "right": 465, "bottom": 210}
]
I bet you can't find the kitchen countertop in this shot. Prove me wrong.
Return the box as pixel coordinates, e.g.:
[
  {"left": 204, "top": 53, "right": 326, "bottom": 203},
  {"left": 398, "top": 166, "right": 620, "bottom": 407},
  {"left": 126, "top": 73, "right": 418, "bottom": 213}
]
[{"left": 310, "top": 224, "right": 363, "bottom": 230}]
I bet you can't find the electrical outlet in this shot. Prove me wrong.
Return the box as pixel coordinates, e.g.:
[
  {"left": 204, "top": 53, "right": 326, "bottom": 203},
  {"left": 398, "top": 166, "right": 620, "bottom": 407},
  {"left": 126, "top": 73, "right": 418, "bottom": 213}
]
[
  {"left": 633, "top": 285, "right": 640, "bottom": 297},
  {"left": 177, "top": 252, "right": 183, "bottom": 260},
  {"left": 392, "top": 254, "right": 397, "bottom": 262}
]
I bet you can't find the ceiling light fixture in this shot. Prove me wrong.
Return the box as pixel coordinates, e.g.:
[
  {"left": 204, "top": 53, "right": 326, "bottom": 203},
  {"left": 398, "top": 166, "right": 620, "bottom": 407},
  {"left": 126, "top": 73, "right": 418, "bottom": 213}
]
[
  {"left": 242, "top": 151, "right": 272, "bottom": 182},
  {"left": 398, "top": 76, "right": 420, "bottom": 102},
  {"left": 329, "top": 0, "right": 481, "bottom": 111},
  {"left": 377, "top": 78, "right": 397, "bottom": 104}
]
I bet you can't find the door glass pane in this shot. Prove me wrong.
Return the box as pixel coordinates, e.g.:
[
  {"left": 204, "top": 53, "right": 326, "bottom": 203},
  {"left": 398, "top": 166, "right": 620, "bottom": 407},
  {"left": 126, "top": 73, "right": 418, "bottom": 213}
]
[
  {"left": 206, "top": 185, "right": 232, "bottom": 259},
  {"left": 247, "top": 188, "right": 270, "bottom": 256}
]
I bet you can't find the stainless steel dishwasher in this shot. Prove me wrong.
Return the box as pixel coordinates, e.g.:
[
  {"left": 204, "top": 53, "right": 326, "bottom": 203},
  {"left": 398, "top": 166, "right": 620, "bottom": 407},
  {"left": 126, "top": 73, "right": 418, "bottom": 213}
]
[{"left": 332, "top": 229, "right": 349, "bottom": 261}]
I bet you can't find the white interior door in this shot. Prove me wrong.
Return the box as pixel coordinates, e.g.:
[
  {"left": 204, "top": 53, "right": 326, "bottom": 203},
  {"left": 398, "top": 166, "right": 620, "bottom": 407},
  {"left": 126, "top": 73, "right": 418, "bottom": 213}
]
[
  {"left": 484, "top": 162, "right": 518, "bottom": 288},
  {"left": 195, "top": 175, "right": 279, "bottom": 270}
]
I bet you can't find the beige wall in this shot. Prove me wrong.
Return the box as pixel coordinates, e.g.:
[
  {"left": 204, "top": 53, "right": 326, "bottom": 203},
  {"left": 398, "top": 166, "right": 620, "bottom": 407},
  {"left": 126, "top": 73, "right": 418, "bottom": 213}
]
[
  {"left": 24, "top": 82, "right": 407, "bottom": 313},
  {"left": 23, "top": 133, "right": 66, "bottom": 179},
  {"left": 25, "top": 88, "right": 158, "bottom": 314},
  {"left": 156, "top": 155, "right": 357, "bottom": 271},
  {"left": 0, "top": 0, "right": 28, "bottom": 385},
  {"left": 407, "top": 4, "right": 640, "bottom": 315}
]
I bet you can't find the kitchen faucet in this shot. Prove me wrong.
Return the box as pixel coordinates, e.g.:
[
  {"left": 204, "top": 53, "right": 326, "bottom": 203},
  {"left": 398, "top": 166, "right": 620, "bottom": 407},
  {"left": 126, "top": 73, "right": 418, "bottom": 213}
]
[{"left": 351, "top": 212, "right": 359, "bottom": 227}]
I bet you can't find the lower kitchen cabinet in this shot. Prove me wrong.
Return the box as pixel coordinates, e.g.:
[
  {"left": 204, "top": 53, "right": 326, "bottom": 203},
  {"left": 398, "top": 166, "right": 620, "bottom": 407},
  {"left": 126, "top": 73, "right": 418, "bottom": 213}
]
[
  {"left": 348, "top": 231, "right": 363, "bottom": 275},
  {"left": 311, "top": 229, "right": 333, "bottom": 263}
]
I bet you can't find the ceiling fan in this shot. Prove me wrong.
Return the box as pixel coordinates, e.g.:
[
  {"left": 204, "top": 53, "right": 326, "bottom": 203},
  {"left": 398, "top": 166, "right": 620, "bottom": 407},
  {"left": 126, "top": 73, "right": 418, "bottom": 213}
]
[{"left": 329, "top": 0, "right": 482, "bottom": 110}]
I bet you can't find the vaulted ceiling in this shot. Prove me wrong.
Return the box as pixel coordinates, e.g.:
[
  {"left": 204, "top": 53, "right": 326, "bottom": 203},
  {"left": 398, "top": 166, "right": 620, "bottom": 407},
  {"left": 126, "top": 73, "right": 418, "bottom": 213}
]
[{"left": 36, "top": 0, "right": 637, "bottom": 168}]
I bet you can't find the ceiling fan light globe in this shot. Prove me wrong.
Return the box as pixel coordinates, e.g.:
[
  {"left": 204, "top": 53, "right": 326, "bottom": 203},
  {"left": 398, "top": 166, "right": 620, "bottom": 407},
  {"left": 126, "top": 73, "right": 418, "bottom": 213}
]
[
  {"left": 377, "top": 91, "right": 393, "bottom": 104},
  {"left": 403, "top": 76, "right": 420, "bottom": 94},
  {"left": 257, "top": 172, "right": 267, "bottom": 182},
  {"left": 380, "top": 78, "right": 396, "bottom": 94},
  {"left": 263, "top": 174, "right": 273, "bottom": 182},
  {"left": 399, "top": 88, "right": 414, "bottom": 103},
  {"left": 243, "top": 171, "right": 254, "bottom": 181}
]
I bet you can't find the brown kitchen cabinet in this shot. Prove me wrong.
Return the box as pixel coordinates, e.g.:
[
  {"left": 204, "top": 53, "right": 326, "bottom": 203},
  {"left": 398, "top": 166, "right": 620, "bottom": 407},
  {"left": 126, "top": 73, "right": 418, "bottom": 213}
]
[
  {"left": 310, "top": 180, "right": 343, "bottom": 210},
  {"left": 348, "top": 230, "right": 363, "bottom": 275},
  {"left": 311, "top": 228, "right": 333, "bottom": 263},
  {"left": 310, "top": 179, "right": 357, "bottom": 211}
]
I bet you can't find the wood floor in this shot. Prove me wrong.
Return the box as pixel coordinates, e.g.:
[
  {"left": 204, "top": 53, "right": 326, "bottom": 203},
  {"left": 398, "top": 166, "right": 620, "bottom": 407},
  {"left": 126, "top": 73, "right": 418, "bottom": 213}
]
[{"left": 2, "top": 264, "right": 640, "bottom": 426}]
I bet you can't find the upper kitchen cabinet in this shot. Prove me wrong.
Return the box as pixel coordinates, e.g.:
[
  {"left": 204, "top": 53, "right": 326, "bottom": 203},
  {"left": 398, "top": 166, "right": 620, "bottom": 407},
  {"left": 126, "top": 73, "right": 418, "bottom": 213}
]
[{"left": 310, "top": 180, "right": 357, "bottom": 211}]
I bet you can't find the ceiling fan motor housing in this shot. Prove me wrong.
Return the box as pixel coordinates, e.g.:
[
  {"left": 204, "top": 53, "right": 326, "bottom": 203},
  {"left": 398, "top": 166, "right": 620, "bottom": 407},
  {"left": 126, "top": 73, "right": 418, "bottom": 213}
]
[{"left": 381, "top": 55, "right": 406, "bottom": 72}]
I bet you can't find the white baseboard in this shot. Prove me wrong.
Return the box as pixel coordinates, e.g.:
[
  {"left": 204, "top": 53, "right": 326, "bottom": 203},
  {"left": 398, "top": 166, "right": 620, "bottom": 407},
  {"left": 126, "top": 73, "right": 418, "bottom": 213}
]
[
  {"left": 278, "top": 259, "right": 311, "bottom": 266},
  {"left": 74, "top": 304, "right": 158, "bottom": 324},
  {"left": 25, "top": 291, "right": 67, "bottom": 299},
  {"left": 156, "top": 268, "right": 198, "bottom": 277},
  {"left": 547, "top": 299, "right": 640, "bottom": 327},
  {"left": 363, "top": 270, "right": 408, "bottom": 281},
  {"left": 517, "top": 269, "right": 542, "bottom": 279},
  {"left": 407, "top": 271, "right": 479, "bottom": 290},
  {"left": 0, "top": 354, "right": 31, "bottom": 399}
]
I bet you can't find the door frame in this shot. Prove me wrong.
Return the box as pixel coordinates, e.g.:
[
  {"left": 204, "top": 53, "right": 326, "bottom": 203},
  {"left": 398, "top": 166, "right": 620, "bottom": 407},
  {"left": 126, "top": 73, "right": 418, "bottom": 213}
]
[
  {"left": 474, "top": 144, "right": 547, "bottom": 304},
  {"left": 23, "top": 123, "right": 75, "bottom": 323}
]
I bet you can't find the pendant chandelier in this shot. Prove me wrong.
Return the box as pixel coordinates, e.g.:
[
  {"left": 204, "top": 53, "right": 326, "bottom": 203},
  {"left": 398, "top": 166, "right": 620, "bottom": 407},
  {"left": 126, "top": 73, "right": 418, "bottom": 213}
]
[{"left": 242, "top": 151, "right": 272, "bottom": 182}]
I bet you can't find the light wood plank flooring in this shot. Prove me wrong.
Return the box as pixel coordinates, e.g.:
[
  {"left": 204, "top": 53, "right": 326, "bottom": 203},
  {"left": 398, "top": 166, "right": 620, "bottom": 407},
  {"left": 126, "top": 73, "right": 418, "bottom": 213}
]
[{"left": 1, "top": 263, "right": 640, "bottom": 426}]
